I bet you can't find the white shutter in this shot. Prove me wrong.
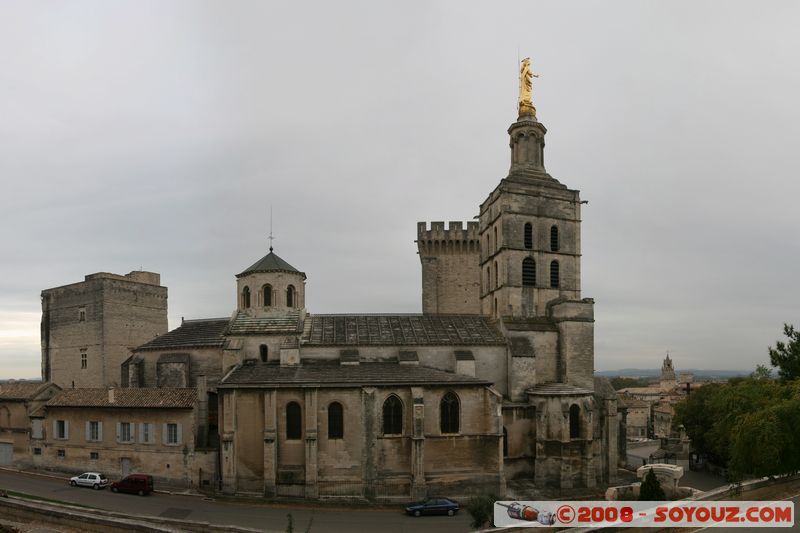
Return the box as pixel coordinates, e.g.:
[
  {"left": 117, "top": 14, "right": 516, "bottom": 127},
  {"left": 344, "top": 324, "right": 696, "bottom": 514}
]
[
  {"left": 97, "top": 421, "right": 103, "bottom": 442},
  {"left": 138, "top": 423, "right": 144, "bottom": 443},
  {"left": 116, "top": 422, "right": 121, "bottom": 443},
  {"left": 129, "top": 422, "right": 135, "bottom": 443},
  {"left": 32, "top": 419, "right": 42, "bottom": 439},
  {"left": 85, "top": 421, "right": 90, "bottom": 441},
  {"left": 64, "top": 420, "right": 69, "bottom": 440},
  {"left": 52, "top": 420, "right": 57, "bottom": 439},
  {"left": 162, "top": 423, "right": 168, "bottom": 445},
  {"left": 176, "top": 423, "right": 182, "bottom": 445}
]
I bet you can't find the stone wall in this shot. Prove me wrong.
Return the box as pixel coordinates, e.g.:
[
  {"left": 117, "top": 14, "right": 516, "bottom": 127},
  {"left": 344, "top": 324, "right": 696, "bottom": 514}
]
[
  {"left": 132, "top": 347, "right": 224, "bottom": 389},
  {"left": 221, "top": 383, "right": 503, "bottom": 498}
]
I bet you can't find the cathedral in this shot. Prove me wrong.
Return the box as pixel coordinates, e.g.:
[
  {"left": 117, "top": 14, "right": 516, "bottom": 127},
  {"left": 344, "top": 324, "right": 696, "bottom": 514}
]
[{"left": 36, "top": 60, "right": 621, "bottom": 499}]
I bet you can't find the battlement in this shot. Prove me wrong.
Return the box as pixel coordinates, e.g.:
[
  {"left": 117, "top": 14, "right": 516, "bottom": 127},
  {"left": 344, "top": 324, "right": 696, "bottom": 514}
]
[
  {"left": 417, "top": 221, "right": 480, "bottom": 256},
  {"left": 417, "top": 221, "right": 479, "bottom": 241},
  {"left": 83, "top": 271, "right": 161, "bottom": 286}
]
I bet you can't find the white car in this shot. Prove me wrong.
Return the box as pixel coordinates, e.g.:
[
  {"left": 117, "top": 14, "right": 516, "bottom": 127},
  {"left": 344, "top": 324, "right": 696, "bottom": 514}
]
[{"left": 69, "top": 472, "right": 108, "bottom": 490}]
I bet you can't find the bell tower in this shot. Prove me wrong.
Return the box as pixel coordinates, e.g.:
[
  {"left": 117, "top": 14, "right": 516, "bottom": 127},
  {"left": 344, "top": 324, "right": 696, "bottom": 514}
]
[{"left": 479, "top": 59, "right": 583, "bottom": 319}]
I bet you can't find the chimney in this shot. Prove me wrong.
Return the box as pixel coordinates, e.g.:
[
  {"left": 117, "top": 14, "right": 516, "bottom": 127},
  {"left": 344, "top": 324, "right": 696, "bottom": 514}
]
[{"left": 108, "top": 388, "right": 115, "bottom": 404}]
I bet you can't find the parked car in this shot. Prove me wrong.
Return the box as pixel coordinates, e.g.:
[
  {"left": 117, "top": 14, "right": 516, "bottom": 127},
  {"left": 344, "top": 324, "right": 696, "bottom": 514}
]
[
  {"left": 405, "top": 497, "right": 460, "bottom": 517},
  {"left": 110, "top": 473, "right": 154, "bottom": 496},
  {"left": 69, "top": 472, "right": 108, "bottom": 490}
]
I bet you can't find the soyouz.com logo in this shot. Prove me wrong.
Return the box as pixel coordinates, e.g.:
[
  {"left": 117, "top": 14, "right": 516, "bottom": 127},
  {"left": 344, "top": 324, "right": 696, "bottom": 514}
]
[{"left": 493, "top": 501, "right": 795, "bottom": 528}]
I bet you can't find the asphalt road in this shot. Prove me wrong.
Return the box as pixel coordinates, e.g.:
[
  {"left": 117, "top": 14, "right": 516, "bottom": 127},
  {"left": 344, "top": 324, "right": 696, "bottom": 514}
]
[{"left": 0, "top": 470, "right": 474, "bottom": 533}]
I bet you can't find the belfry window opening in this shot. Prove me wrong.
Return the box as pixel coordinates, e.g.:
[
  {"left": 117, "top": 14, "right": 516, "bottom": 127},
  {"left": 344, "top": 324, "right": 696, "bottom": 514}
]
[
  {"left": 524, "top": 223, "right": 533, "bottom": 249},
  {"left": 522, "top": 257, "right": 536, "bottom": 286},
  {"left": 550, "top": 225, "right": 559, "bottom": 252},
  {"left": 550, "top": 260, "right": 560, "bottom": 288}
]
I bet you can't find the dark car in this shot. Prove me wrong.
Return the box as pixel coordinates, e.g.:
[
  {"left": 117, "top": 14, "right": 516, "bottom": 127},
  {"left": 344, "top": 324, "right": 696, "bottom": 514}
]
[
  {"left": 405, "top": 497, "right": 460, "bottom": 517},
  {"left": 110, "top": 473, "right": 154, "bottom": 496}
]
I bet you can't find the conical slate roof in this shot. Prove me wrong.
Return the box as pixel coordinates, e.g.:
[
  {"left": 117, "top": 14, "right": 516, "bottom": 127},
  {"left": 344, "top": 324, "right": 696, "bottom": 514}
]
[{"left": 237, "top": 250, "right": 306, "bottom": 279}]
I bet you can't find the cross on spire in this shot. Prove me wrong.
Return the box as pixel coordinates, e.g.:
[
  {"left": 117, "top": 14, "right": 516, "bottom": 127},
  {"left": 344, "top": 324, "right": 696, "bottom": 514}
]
[{"left": 268, "top": 206, "right": 274, "bottom": 252}]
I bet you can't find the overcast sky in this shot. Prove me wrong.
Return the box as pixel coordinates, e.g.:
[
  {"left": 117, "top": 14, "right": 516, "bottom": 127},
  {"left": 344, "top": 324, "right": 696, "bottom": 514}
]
[{"left": 1, "top": 1, "right": 798, "bottom": 379}]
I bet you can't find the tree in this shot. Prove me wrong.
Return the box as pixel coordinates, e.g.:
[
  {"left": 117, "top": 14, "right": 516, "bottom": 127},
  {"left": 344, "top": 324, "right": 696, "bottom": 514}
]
[
  {"left": 768, "top": 324, "right": 800, "bottom": 381},
  {"left": 750, "top": 364, "right": 773, "bottom": 380},
  {"left": 639, "top": 469, "right": 666, "bottom": 501},
  {"left": 465, "top": 494, "right": 497, "bottom": 529},
  {"left": 610, "top": 377, "right": 651, "bottom": 390}
]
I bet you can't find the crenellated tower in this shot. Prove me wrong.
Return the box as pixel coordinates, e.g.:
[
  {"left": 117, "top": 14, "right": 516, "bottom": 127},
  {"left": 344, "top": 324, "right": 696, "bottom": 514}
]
[{"left": 417, "top": 221, "right": 481, "bottom": 314}]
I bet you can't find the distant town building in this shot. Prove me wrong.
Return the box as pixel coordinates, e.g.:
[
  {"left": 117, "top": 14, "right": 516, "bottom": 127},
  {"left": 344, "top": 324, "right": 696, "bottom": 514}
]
[{"left": 660, "top": 354, "right": 677, "bottom": 392}]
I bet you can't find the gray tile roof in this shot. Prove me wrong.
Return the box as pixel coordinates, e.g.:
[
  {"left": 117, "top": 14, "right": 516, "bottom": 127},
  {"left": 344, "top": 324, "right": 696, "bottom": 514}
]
[
  {"left": 0, "top": 382, "right": 50, "bottom": 401},
  {"left": 302, "top": 314, "right": 506, "bottom": 346},
  {"left": 135, "top": 318, "right": 229, "bottom": 351},
  {"left": 226, "top": 311, "right": 303, "bottom": 336},
  {"left": 46, "top": 388, "right": 197, "bottom": 409},
  {"left": 237, "top": 251, "right": 306, "bottom": 279},
  {"left": 219, "top": 361, "right": 491, "bottom": 388}
]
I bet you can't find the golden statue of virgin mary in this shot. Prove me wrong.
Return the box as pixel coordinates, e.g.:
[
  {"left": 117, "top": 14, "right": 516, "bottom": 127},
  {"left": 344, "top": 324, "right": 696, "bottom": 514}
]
[{"left": 518, "top": 57, "right": 538, "bottom": 117}]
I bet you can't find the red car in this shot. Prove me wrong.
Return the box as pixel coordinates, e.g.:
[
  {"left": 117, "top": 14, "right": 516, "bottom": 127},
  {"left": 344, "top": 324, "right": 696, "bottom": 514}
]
[{"left": 110, "top": 474, "right": 154, "bottom": 496}]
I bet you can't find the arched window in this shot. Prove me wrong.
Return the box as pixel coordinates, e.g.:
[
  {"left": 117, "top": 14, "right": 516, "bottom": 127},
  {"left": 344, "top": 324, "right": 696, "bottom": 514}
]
[
  {"left": 494, "top": 261, "right": 499, "bottom": 288},
  {"left": 328, "top": 402, "right": 343, "bottom": 439},
  {"left": 286, "top": 402, "right": 301, "bottom": 440},
  {"left": 241, "top": 286, "right": 251, "bottom": 308},
  {"left": 569, "top": 404, "right": 580, "bottom": 439},
  {"left": 259, "top": 344, "right": 268, "bottom": 362},
  {"left": 503, "top": 427, "right": 508, "bottom": 457},
  {"left": 524, "top": 223, "right": 533, "bottom": 249},
  {"left": 486, "top": 266, "right": 490, "bottom": 290},
  {"left": 286, "top": 285, "right": 295, "bottom": 308},
  {"left": 522, "top": 257, "right": 536, "bottom": 286},
  {"left": 262, "top": 285, "right": 272, "bottom": 307},
  {"left": 494, "top": 298, "right": 498, "bottom": 318},
  {"left": 550, "top": 225, "right": 559, "bottom": 252},
  {"left": 440, "top": 392, "right": 460, "bottom": 434},
  {"left": 550, "top": 260, "right": 560, "bottom": 288},
  {"left": 493, "top": 226, "right": 498, "bottom": 252},
  {"left": 382, "top": 395, "right": 403, "bottom": 435}
]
